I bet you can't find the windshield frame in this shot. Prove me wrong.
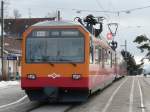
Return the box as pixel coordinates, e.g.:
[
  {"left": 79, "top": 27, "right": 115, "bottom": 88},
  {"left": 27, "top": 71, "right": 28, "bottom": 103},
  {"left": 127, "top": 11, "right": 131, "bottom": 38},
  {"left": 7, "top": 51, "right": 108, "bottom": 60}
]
[{"left": 25, "top": 28, "right": 85, "bottom": 64}]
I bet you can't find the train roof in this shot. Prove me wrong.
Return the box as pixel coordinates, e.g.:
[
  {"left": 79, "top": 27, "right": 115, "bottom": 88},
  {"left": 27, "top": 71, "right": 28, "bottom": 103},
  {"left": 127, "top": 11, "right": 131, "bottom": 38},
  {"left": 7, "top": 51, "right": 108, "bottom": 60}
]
[
  {"left": 32, "top": 20, "right": 113, "bottom": 51},
  {"left": 32, "top": 21, "right": 82, "bottom": 27}
]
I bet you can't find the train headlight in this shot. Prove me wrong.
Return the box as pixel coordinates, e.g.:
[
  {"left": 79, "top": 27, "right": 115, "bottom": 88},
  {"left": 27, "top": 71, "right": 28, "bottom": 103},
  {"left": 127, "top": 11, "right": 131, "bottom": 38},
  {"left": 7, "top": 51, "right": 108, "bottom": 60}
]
[
  {"left": 72, "top": 74, "right": 81, "bottom": 80},
  {"left": 27, "top": 74, "right": 36, "bottom": 80}
]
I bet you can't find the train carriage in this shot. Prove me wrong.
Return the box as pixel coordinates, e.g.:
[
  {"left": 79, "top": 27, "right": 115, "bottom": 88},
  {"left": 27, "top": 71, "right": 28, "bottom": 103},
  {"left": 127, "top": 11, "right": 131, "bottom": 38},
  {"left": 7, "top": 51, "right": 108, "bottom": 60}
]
[{"left": 21, "top": 21, "right": 125, "bottom": 102}]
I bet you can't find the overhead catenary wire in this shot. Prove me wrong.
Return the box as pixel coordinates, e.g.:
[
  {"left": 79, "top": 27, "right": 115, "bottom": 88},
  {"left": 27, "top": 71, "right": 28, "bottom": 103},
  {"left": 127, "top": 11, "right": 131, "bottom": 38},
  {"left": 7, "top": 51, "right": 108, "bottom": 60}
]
[
  {"left": 71, "top": 8, "right": 116, "bottom": 14},
  {"left": 106, "top": 0, "right": 120, "bottom": 25},
  {"left": 119, "top": 5, "right": 150, "bottom": 13},
  {"left": 108, "top": 0, "right": 116, "bottom": 11},
  {"left": 95, "top": 0, "right": 111, "bottom": 20},
  {"left": 69, "top": 4, "right": 150, "bottom": 15}
]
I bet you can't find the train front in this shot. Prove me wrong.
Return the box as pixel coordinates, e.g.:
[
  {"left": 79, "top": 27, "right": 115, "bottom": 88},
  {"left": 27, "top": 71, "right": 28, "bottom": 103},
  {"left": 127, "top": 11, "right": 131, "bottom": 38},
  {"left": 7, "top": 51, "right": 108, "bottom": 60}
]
[{"left": 21, "top": 21, "right": 90, "bottom": 102}]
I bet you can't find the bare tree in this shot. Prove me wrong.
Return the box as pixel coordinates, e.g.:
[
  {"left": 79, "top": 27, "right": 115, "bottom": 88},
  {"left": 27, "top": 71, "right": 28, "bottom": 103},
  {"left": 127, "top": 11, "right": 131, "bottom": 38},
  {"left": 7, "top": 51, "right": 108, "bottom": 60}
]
[
  {"left": 2, "top": 0, "right": 10, "bottom": 18},
  {"left": 45, "top": 11, "right": 57, "bottom": 18},
  {"left": 13, "top": 9, "right": 21, "bottom": 19}
]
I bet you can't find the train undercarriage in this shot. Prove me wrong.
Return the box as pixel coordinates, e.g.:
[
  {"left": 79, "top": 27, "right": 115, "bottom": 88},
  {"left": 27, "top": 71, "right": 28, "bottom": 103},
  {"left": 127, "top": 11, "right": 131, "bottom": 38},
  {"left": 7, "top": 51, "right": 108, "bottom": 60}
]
[{"left": 25, "top": 87, "right": 89, "bottom": 102}]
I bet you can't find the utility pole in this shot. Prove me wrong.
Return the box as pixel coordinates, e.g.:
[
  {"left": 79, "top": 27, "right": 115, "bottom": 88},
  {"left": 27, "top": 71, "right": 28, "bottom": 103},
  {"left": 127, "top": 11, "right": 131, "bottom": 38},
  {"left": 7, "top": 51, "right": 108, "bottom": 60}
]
[
  {"left": 120, "top": 40, "right": 128, "bottom": 74},
  {"left": 57, "top": 10, "right": 60, "bottom": 21},
  {"left": 125, "top": 40, "right": 127, "bottom": 54},
  {"left": 121, "top": 40, "right": 127, "bottom": 59},
  {"left": 1, "top": 0, "right": 4, "bottom": 80}
]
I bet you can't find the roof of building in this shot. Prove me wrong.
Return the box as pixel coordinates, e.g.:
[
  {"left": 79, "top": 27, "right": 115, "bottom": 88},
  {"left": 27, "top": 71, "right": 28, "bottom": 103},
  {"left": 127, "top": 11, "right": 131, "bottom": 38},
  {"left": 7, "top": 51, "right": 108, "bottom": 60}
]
[
  {"left": 3, "top": 17, "right": 55, "bottom": 37},
  {"left": 3, "top": 36, "right": 21, "bottom": 56}
]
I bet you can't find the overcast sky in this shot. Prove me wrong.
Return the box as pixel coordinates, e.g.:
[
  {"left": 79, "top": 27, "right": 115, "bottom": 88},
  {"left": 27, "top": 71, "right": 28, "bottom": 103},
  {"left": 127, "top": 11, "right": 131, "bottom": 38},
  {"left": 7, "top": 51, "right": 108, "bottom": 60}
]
[{"left": 4, "top": 0, "right": 150, "bottom": 63}]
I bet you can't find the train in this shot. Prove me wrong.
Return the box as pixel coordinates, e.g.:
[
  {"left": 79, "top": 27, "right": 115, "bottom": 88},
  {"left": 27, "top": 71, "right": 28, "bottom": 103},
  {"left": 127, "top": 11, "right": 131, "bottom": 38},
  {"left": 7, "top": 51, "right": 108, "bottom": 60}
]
[{"left": 21, "top": 15, "right": 127, "bottom": 102}]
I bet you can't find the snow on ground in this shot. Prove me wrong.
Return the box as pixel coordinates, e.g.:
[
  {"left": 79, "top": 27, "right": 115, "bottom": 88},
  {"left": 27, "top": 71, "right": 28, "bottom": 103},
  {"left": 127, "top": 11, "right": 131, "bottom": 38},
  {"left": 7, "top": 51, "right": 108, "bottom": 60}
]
[{"left": 0, "top": 81, "right": 20, "bottom": 88}]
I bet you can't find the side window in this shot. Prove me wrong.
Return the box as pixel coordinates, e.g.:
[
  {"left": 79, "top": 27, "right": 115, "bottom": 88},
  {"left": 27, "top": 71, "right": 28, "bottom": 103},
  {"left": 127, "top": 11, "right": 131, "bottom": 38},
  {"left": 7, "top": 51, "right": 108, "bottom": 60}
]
[
  {"left": 95, "top": 46, "right": 102, "bottom": 64},
  {"left": 104, "top": 50, "right": 108, "bottom": 63},
  {"left": 110, "top": 51, "right": 116, "bottom": 67},
  {"left": 102, "top": 48, "right": 105, "bottom": 68},
  {"left": 112, "top": 52, "right": 116, "bottom": 65},
  {"left": 110, "top": 52, "right": 113, "bottom": 67},
  {"left": 106, "top": 50, "right": 112, "bottom": 67},
  {"left": 102, "top": 49, "right": 110, "bottom": 67},
  {"left": 90, "top": 39, "right": 94, "bottom": 64}
]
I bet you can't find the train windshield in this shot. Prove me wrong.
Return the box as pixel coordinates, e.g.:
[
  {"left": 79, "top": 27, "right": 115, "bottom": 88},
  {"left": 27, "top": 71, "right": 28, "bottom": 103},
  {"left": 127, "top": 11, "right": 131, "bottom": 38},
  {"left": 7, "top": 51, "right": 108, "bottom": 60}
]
[{"left": 26, "top": 30, "right": 84, "bottom": 63}]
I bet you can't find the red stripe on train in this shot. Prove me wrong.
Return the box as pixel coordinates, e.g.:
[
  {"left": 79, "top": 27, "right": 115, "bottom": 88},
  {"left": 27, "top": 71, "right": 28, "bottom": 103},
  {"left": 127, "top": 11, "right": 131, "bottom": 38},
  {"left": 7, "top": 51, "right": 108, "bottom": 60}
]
[
  {"left": 21, "top": 77, "right": 89, "bottom": 88},
  {"left": 21, "top": 74, "right": 115, "bottom": 90}
]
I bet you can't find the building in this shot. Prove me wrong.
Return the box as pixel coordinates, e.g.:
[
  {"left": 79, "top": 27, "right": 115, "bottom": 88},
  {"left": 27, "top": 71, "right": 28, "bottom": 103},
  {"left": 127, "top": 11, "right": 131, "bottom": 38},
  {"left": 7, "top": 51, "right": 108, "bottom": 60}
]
[
  {"left": 1, "top": 37, "right": 21, "bottom": 80},
  {"left": 0, "top": 17, "right": 55, "bottom": 80},
  {"left": 4, "top": 17, "right": 55, "bottom": 38}
]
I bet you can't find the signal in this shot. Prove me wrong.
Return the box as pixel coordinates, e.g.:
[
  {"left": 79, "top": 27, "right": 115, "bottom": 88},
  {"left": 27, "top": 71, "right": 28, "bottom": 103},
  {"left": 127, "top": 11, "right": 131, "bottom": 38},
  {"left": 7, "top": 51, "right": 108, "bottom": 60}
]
[{"left": 107, "top": 32, "right": 113, "bottom": 40}]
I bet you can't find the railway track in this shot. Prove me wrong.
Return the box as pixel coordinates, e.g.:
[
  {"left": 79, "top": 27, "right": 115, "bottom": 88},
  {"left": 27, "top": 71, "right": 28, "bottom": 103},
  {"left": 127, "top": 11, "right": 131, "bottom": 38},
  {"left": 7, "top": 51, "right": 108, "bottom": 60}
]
[
  {"left": 2, "top": 76, "right": 150, "bottom": 112},
  {"left": 0, "top": 77, "right": 124, "bottom": 112},
  {"left": 29, "top": 77, "right": 125, "bottom": 112},
  {"left": 29, "top": 104, "right": 73, "bottom": 112}
]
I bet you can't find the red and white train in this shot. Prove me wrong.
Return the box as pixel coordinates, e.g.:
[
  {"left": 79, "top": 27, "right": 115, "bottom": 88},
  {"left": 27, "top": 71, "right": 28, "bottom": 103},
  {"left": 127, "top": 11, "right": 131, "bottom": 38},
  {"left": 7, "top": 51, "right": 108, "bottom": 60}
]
[{"left": 21, "top": 17, "right": 126, "bottom": 102}]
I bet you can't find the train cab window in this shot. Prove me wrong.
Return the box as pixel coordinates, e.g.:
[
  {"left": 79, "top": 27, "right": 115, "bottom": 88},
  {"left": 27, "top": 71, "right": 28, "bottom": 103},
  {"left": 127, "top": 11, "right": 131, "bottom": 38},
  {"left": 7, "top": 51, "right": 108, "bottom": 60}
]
[{"left": 26, "top": 29, "right": 85, "bottom": 63}]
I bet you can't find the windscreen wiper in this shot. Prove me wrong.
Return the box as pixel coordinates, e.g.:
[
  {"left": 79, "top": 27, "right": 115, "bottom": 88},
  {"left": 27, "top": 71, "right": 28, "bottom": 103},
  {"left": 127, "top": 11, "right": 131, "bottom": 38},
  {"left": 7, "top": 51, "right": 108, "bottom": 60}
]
[
  {"left": 59, "top": 59, "right": 77, "bottom": 67},
  {"left": 41, "top": 57, "right": 54, "bottom": 66},
  {"left": 49, "top": 62, "right": 54, "bottom": 66},
  {"left": 69, "top": 62, "right": 77, "bottom": 67}
]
